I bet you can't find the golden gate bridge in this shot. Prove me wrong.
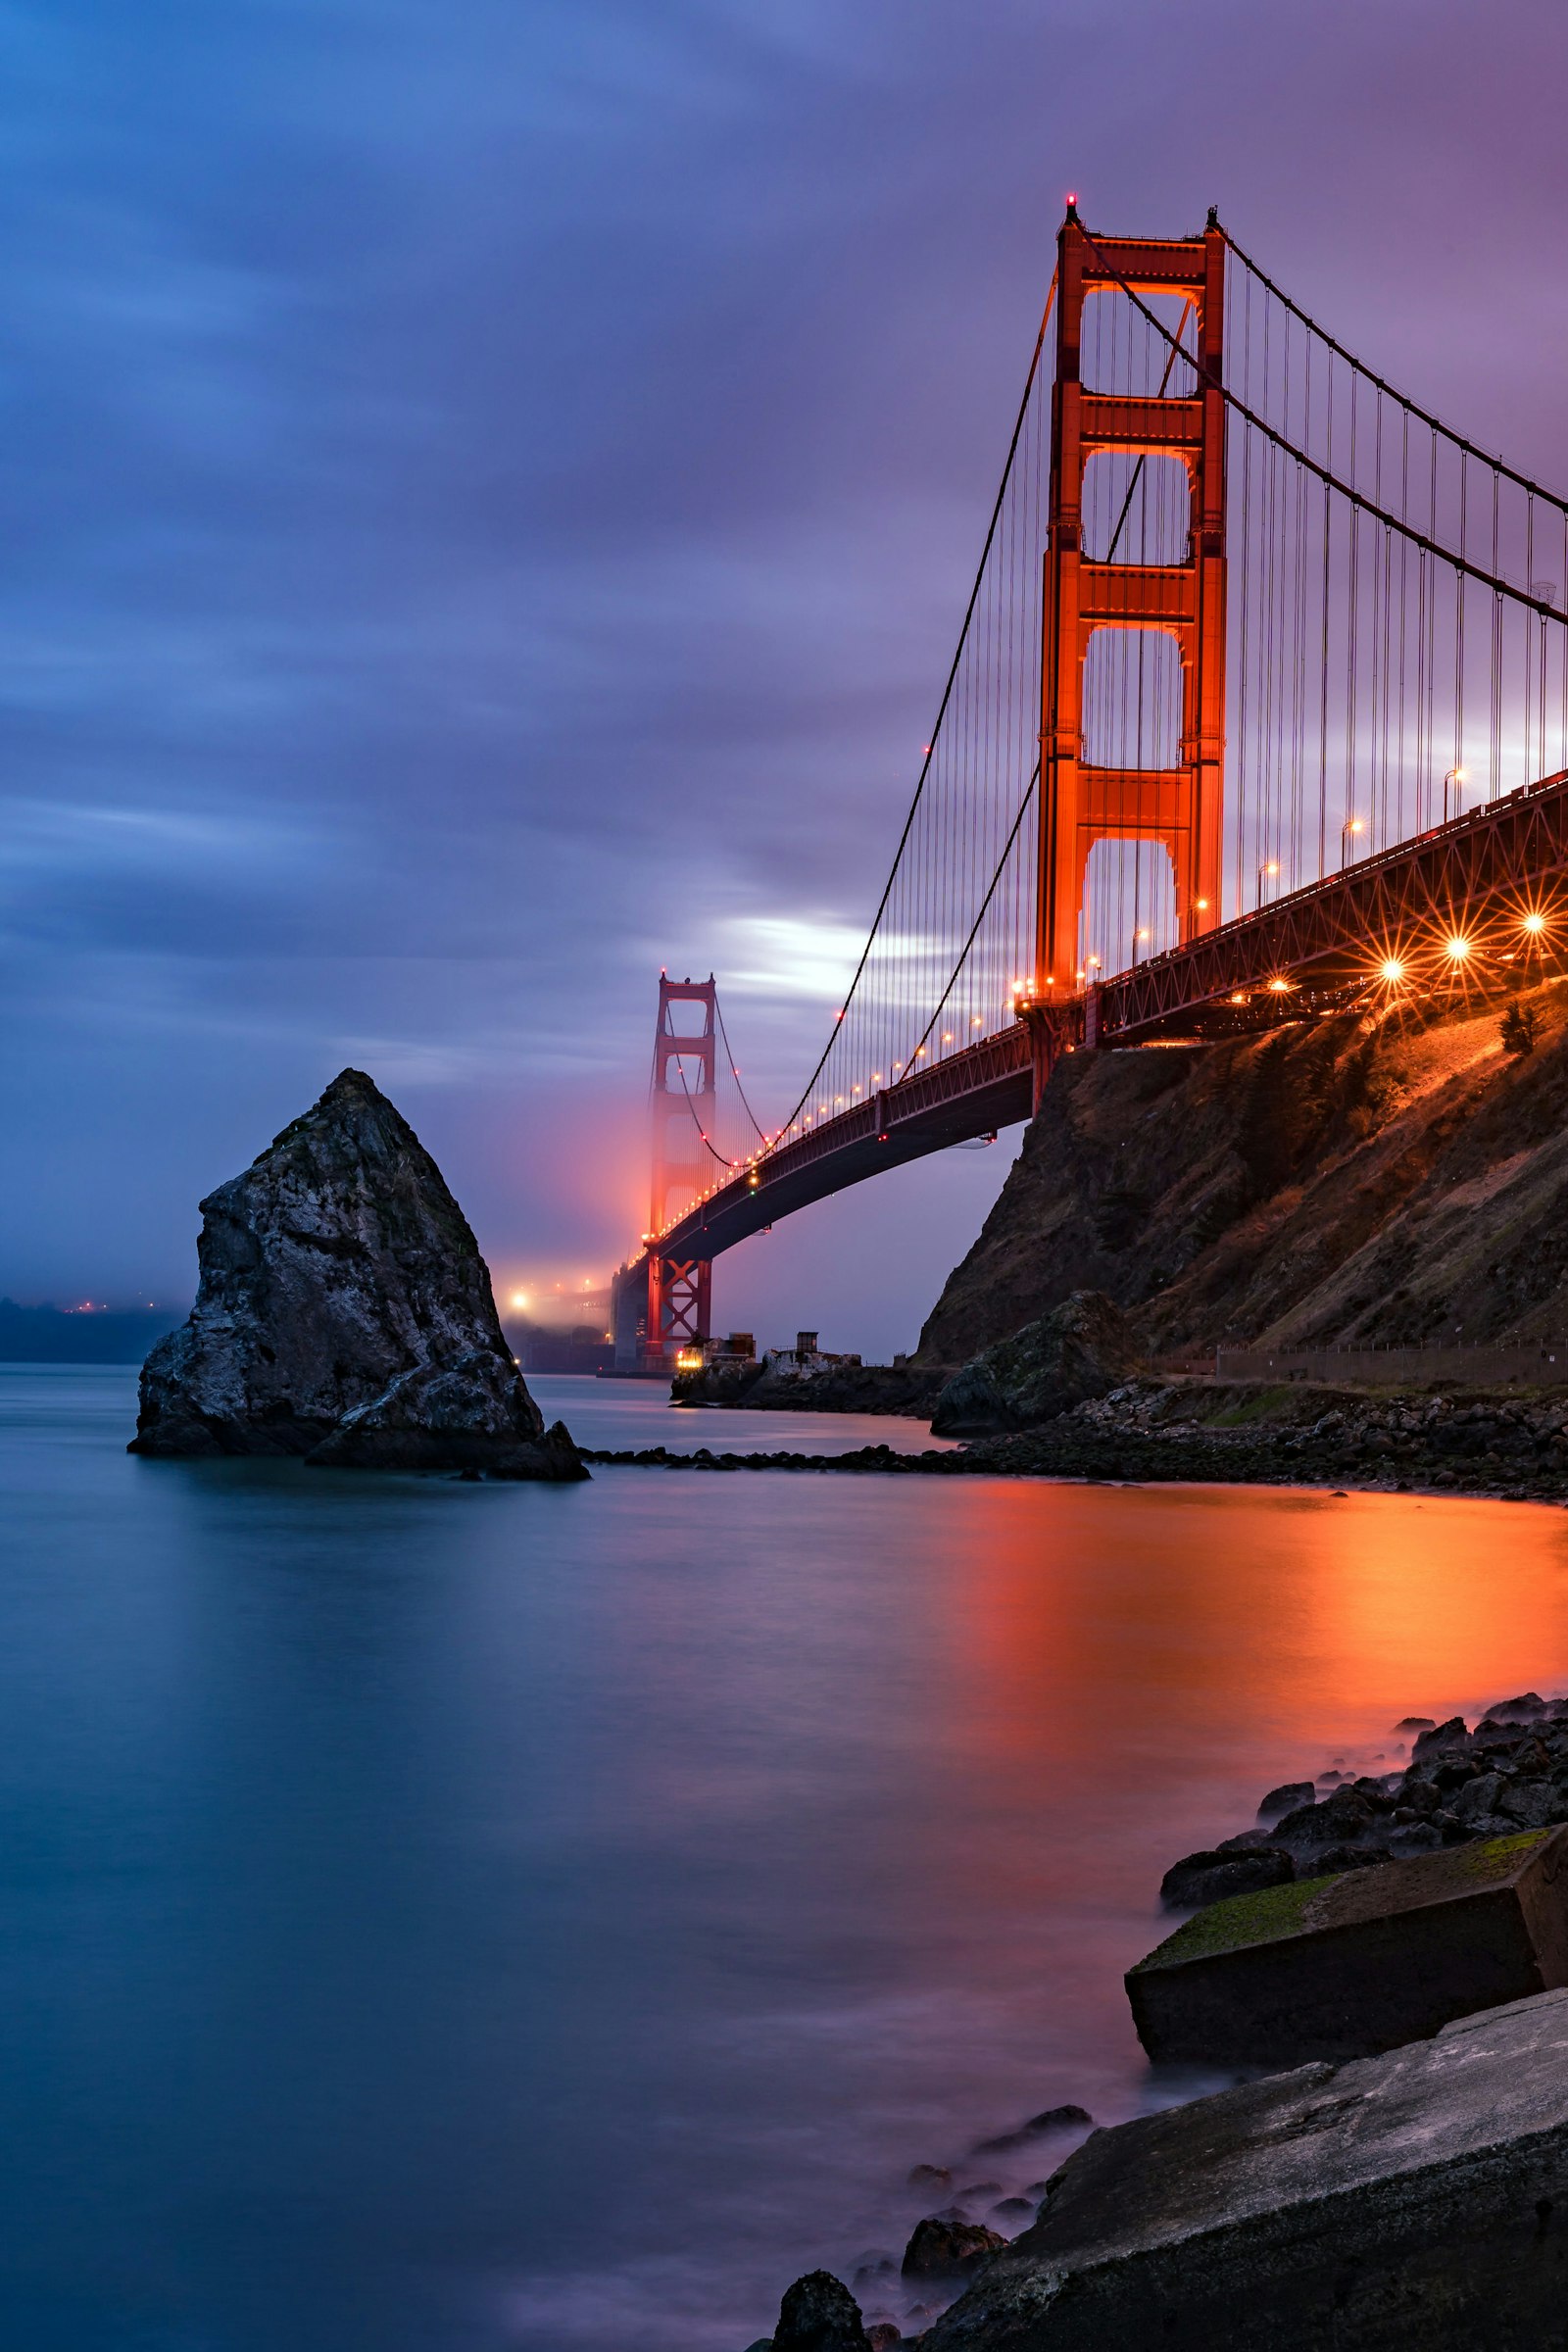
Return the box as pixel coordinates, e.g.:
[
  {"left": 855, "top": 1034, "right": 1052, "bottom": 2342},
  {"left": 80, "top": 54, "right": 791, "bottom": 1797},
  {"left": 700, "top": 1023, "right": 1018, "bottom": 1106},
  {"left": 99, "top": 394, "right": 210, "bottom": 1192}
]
[{"left": 612, "top": 206, "right": 1568, "bottom": 1370}]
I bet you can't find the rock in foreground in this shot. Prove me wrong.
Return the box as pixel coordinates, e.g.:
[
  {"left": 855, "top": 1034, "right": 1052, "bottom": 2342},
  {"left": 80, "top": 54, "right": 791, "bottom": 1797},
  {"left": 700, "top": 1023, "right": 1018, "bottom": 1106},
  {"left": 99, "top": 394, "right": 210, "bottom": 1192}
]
[
  {"left": 1128, "top": 1827, "right": 1568, "bottom": 2067},
  {"left": 770, "top": 2269, "right": 871, "bottom": 2350},
  {"left": 921, "top": 1986, "right": 1568, "bottom": 2349},
  {"left": 926, "top": 1976, "right": 1568, "bottom": 2342},
  {"left": 131, "top": 1069, "right": 584, "bottom": 1480}
]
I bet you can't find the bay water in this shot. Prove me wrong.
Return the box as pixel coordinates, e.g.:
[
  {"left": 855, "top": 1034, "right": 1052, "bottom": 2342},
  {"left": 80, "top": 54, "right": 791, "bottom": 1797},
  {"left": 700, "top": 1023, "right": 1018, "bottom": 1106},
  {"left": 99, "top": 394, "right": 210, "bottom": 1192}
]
[{"left": 5, "top": 1365, "right": 1568, "bottom": 2349}]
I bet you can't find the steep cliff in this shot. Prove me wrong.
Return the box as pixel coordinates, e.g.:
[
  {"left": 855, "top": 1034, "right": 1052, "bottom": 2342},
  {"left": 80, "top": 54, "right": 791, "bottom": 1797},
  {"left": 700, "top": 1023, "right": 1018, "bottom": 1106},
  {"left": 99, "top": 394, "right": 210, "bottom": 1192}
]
[
  {"left": 917, "top": 972, "right": 1568, "bottom": 1364},
  {"left": 132, "top": 1068, "right": 583, "bottom": 1478}
]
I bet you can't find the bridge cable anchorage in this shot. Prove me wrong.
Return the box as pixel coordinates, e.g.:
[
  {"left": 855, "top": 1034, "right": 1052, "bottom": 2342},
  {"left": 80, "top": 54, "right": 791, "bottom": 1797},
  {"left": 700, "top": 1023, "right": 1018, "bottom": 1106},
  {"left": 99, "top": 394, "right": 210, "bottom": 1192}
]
[{"left": 769, "top": 266, "right": 1059, "bottom": 1149}]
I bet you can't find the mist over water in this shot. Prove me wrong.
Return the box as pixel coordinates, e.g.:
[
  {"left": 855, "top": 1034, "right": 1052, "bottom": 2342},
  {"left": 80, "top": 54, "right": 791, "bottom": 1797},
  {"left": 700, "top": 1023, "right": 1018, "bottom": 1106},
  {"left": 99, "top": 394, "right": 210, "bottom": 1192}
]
[{"left": 5, "top": 1367, "right": 1568, "bottom": 2349}]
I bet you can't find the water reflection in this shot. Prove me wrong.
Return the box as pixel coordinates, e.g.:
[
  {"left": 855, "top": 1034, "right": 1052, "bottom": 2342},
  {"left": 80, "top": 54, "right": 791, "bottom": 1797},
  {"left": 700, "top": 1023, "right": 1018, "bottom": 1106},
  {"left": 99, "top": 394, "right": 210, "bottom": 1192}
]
[{"left": 1, "top": 1371, "right": 1567, "bottom": 2349}]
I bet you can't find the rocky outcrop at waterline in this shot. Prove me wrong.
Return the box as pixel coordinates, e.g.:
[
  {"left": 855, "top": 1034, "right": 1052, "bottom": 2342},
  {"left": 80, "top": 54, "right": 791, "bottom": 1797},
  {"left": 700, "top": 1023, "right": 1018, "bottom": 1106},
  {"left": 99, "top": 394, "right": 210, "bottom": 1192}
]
[
  {"left": 928, "top": 1294, "right": 1140, "bottom": 1436},
  {"left": 585, "top": 1373, "right": 1568, "bottom": 1498},
  {"left": 130, "top": 1068, "right": 584, "bottom": 1479}
]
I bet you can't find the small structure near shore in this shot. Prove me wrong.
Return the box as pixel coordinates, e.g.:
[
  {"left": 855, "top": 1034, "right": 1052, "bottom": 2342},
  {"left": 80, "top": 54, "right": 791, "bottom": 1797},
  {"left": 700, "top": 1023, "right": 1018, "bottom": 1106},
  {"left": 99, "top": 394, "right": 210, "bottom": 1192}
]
[
  {"left": 921, "top": 1985, "right": 1568, "bottom": 2350},
  {"left": 130, "top": 1068, "right": 583, "bottom": 1480}
]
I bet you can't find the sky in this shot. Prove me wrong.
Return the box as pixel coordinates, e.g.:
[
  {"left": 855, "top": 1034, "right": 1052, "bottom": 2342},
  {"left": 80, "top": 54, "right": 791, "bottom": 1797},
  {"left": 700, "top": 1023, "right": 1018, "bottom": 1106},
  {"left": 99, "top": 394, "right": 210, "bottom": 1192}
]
[{"left": 3, "top": 0, "right": 1567, "bottom": 1358}]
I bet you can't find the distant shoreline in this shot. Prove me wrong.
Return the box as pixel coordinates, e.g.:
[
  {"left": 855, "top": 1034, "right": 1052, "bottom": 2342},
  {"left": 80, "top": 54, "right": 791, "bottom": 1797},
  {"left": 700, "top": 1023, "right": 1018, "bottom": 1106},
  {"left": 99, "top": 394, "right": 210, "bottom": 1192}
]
[{"left": 0, "top": 1302, "right": 182, "bottom": 1366}]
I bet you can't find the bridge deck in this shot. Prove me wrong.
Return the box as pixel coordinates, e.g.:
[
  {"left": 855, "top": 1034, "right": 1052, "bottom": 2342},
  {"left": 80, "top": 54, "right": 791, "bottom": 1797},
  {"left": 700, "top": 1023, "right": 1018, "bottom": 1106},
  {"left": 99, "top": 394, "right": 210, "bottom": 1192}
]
[
  {"left": 1102, "top": 765, "right": 1568, "bottom": 1037},
  {"left": 642, "top": 766, "right": 1568, "bottom": 1278}
]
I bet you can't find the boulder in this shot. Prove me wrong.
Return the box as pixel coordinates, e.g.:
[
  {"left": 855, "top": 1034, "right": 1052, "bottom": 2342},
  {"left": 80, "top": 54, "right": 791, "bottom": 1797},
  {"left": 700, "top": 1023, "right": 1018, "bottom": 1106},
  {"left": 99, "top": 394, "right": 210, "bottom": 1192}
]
[
  {"left": 903, "top": 2218, "right": 1006, "bottom": 2280},
  {"left": 772, "top": 2270, "right": 871, "bottom": 2352},
  {"left": 1127, "top": 1827, "right": 1568, "bottom": 2068},
  {"left": 1159, "top": 1846, "right": 1294, "bottom": 1910},
  {"left": 928, "top": 1294, "right": 1140, "bottom": 1435},
  {"left": 1412, "top": 1715, "right": 1472, "bottom": 1759},
  {"left": 1255, "top": 1780, "right": 1314, "bottom": 1820},
  {"left": 1267, "top": 1786, "right": 1384, "bottom": 1856},
  {"left": 130, "top": 1068, "right": 584, "bottom": 1480},
  {"left": 917, "top": 1986, "right": 1568, "bottom": 2350}
]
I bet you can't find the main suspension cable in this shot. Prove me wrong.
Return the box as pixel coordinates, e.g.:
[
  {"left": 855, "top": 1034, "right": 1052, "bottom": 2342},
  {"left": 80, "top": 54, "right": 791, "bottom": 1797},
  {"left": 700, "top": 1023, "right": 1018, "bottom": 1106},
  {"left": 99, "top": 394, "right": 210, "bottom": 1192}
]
[
  {"left": 1076, "top": 224, "right": 1568, "bottom": 625},
  {"left": 772, "top": 266, "right": 1059, "bottom": 1144}
]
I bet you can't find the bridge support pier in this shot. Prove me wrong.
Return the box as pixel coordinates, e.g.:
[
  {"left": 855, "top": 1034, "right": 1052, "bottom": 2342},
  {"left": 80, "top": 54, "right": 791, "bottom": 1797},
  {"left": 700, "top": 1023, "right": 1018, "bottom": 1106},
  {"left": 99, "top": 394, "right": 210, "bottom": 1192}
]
[
  {"left": 1025, "top": 1003, "right": 1083, "bottom": 1113},
  {"left": 649, "top": 1252, "right": 710, "bottom": 1368}
]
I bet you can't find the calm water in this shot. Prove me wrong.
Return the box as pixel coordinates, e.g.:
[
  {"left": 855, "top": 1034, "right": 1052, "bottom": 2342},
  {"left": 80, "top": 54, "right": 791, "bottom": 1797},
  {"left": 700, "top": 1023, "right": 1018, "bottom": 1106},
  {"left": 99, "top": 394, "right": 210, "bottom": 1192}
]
[{"left": 6, "top": 1366, "right": 1568, "bottom": 2350}]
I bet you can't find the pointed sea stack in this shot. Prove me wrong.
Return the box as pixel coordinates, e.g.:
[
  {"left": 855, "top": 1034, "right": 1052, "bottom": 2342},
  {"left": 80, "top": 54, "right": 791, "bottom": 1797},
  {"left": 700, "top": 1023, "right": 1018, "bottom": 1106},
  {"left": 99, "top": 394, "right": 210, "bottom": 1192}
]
[{"left": 130, "top": 1069, "right": 585, "bottom": 1480}]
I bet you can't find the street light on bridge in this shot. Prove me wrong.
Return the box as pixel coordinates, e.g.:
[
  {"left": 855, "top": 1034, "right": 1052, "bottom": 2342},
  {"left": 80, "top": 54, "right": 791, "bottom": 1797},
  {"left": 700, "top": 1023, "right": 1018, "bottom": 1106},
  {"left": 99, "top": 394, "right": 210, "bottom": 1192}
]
[{"left": 1443, "top": 766, "right": 1469, "bottom": 823}]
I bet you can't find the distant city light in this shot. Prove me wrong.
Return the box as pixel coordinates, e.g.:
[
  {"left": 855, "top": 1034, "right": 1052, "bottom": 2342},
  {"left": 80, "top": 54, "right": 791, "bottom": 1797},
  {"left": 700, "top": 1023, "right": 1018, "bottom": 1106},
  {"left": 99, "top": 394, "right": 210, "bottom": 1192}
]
[
  {"left": 1267, "top": 977, "right": 1290, "bottom": 992},
  {"left": 510, "top": 1291, "right": 528, "bottom": 1310}
]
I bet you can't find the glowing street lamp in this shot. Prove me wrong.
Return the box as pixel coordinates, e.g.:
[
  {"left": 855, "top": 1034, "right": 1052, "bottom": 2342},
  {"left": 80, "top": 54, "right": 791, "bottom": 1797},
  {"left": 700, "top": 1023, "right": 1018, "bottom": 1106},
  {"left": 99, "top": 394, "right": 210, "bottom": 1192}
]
[
  {"left": 1443, "top": 766, "right": 1469, "bottom": 823},
  {"left": 1379, "top": 957, "right": 1406, "bottom": 985},
  {"left": 1445, "top": 934, "right": 1472, "bottom": 963},
  {"left": 1522, "top": 911, "right": 1547, "bottom": 937}
]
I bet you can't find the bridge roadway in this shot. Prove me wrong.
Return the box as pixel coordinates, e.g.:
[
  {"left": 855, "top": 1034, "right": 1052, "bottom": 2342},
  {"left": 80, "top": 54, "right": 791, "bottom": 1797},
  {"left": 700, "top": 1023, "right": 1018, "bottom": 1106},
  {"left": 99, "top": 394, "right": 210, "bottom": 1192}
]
[{"left": 641, "top": 762, "right": 1568, "bottom": 1280}]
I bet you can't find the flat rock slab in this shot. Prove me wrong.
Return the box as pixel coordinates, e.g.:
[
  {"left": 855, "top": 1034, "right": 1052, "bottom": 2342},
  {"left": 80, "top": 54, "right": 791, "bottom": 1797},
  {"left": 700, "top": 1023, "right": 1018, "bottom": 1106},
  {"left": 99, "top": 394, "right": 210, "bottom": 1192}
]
[
  {"left": 921, "top": 1986, "right": 1568, "bottom": 2350},
  {"left": 1127, "top": 1827, "right": 1568, "bottom": 2066}
]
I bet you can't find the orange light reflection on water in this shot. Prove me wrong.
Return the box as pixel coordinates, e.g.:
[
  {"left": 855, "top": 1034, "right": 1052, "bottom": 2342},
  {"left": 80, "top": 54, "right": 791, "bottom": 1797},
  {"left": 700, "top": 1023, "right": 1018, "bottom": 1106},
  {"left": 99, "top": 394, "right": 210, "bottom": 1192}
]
[{"left": 942, "top": 1483, "right": 1568, "bottom": 1774}]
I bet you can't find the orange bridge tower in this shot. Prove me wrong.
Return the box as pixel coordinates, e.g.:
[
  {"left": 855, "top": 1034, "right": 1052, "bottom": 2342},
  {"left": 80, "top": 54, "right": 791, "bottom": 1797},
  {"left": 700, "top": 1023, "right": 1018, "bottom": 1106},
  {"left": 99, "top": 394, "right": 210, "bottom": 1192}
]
[
  {"left": 1037, "top": 205, "right": 1227, "bottom": 999},
  {"left": 645, "top": 973, "right": 715, "bottom": 1365}
]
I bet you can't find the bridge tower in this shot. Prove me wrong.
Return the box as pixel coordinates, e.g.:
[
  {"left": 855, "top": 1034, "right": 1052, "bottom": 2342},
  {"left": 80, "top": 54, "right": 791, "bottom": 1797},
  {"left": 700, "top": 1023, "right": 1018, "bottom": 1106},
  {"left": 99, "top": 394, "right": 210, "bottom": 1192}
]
[
  {"left": 645, "top": 974, "right": 716, "bottom": 1365},
  {"left": 1037, "top": 206, "right": 1227, "bottom": 1000}
]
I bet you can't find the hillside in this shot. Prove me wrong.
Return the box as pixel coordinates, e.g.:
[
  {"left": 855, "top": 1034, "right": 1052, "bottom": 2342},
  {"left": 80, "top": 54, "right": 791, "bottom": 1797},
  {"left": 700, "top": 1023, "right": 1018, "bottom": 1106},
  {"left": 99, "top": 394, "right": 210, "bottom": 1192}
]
[{"left": 916, "top": 971, "right": 1568, "bottom": 1365}]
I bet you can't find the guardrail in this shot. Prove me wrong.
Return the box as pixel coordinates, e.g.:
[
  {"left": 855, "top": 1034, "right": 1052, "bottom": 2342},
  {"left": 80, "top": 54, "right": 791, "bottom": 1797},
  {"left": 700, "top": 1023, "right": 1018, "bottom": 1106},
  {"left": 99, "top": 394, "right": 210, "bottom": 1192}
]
[{"left": 1214, "top": 1342, "right": 1568, "bottom": 1389}]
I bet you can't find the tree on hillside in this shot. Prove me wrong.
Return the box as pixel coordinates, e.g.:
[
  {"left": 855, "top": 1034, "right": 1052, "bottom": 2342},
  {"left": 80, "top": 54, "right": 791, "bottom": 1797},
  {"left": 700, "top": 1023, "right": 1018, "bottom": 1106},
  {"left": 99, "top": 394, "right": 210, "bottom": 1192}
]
[{"left": 1500, "top": 1001, "right": 1542, "bottom": 1056}]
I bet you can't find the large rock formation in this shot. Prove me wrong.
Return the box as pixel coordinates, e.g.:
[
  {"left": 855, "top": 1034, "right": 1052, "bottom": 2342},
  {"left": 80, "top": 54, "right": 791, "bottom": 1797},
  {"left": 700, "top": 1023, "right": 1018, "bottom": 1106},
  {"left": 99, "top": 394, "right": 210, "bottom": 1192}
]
[
  {"left": 921, "top": 1985, "right": 1568, "bottom": 2349},
  {"left": 929, "top": 1293, "right": 1140, "bottom": 1435},
  {"left": 130, "top": 1069, "right": 583, "bottom": 1479},
  {"left": 917, "top": 974, "right": 1568, "bottom": 1366}
]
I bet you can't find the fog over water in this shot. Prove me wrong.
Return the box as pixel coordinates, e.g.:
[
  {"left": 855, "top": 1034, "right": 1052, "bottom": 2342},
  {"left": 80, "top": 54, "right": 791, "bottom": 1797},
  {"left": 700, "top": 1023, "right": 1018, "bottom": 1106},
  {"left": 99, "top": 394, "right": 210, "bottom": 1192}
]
[{"left": 6, "top": 1366, "right": 1568, "bottom": 2349}]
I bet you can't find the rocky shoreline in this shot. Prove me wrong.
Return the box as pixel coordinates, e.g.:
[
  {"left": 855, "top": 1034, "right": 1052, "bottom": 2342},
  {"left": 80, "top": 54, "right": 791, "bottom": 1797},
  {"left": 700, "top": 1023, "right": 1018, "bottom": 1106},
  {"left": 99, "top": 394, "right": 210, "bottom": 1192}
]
[
  {"left": 1159, "top": 1690, "right": 1568, "bottom": 1908},
  {"left": 585, "top": 1374, "right": 1568, "bottom": 1502},
  {"left": 740, "top": 1690, "right": 1568, "bottom": 2348}
]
